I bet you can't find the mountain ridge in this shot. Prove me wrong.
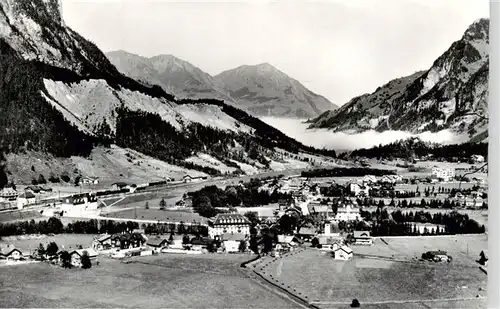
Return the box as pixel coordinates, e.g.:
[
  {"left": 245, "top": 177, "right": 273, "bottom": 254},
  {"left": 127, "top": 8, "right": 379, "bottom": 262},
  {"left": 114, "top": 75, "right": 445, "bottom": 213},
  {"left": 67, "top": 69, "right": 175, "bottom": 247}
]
[
  {"left": 0, "top": 0, "right": 337, "bottom": 184},
  {"left": 107, "top": 50, "right": 338, "bottom": 119},
  {"left": 308, "top": 18, "right": 489, "bottom": 142}
]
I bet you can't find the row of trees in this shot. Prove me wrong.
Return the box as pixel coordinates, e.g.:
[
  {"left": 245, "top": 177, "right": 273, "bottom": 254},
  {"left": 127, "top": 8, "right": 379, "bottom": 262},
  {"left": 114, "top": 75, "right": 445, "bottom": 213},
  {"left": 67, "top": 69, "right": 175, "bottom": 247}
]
[
  {"left": 189, "top": 180, "right": 292, "bottom": 217},
  {"left": 301, "top": 167, "right": 396, "bottom": 178},
  {"left": 349, "top": 137, "right": 487, "bottom": 162},
  {"left": 33, "top": 241, "right": 91, "bottom": 269},
  {"left": 361, "top": 209, "right": 485, "bottom": 236},
  {"left": 0, "top": 217, "right": 208, "bottom": 237}
]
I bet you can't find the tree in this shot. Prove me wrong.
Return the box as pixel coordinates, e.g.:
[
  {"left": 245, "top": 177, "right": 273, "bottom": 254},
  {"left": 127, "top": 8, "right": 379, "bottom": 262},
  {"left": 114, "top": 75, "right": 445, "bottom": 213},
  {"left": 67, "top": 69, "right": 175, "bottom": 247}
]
[
  {"left": 81, "top": 251, "right": 92, "bottom": 269},
  {"left": 159, "top": 198, "right": 166, "bottom": 210},
  {"left": 244, "top": 212, "right": 260, "bottom": 226},
  {"left": 350, "top": 299, "right": 361, "bottom": 308},
  {"left": 182, "top": 234, "right": 190, "bottom": 245},
  {"left": 145, "top": 201, "right": 149, "bottom": 210},
  {"left": 238, "top": 240, "right": 247, "bottom": 253},
  {"left": 60, "top": 251, "right": 72, "bottom": 268},
  {"left": 36, "top": 243, "right": 46, "bottom": 260},
  {"left": 46, "top": 242, "right": 59, "bottom": 257}
]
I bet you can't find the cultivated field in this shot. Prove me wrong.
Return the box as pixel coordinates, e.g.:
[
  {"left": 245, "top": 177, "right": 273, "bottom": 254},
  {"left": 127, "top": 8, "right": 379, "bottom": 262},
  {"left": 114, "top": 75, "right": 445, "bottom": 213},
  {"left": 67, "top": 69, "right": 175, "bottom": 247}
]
[
  {"left": 253, "top": 234, "right": 487, "bottom": 309},
  {"left": 0, "top": 210, "right": 44, "bottom": 223},
  {"left": 0, "top": 254, "right": 303, "bottom": 308}
]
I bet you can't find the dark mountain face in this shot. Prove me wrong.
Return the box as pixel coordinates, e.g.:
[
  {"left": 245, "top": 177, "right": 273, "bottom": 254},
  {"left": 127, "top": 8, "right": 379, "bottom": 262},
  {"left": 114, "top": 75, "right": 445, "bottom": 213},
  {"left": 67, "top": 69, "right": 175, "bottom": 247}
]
[
  {"left": 0, "top": 0, "right": 335, "bottom": 177},
  {"left": 309, "top": 18, "right": 489, "bottom": 142}
]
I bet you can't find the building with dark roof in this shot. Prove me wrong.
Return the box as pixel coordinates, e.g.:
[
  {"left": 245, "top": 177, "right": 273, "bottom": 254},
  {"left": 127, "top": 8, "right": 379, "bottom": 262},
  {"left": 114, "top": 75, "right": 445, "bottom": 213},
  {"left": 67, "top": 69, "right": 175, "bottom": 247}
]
[{"left": 208, "top": 213, "right": 251, "bottom": 238}]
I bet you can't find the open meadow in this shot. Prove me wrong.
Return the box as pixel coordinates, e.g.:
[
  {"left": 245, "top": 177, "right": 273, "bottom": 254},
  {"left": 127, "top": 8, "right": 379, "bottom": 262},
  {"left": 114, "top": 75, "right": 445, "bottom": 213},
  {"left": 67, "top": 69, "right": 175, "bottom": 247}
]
[
  {"left": 253, "top": 234, "right": 487, "bottom": 309},
  {"left": 0, "top": 254, "right": 303, "bottom": 308}
]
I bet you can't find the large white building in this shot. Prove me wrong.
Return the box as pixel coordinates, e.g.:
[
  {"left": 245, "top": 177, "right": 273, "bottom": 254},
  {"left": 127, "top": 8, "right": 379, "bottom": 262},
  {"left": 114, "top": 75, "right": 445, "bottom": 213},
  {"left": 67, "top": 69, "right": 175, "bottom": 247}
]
[
  {"left": 332, "top": 202, "right": 361, "bottom": 222},
  {"left": 208, "top": 213, "right": 251, "bottom": 238},
  {"left": 431, "top": 167, "right": 455, "bottom": 182}
]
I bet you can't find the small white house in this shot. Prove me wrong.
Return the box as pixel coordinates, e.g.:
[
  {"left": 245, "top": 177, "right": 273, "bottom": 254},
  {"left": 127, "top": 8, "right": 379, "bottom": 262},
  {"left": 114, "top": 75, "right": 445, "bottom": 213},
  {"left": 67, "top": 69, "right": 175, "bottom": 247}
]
[
  {"left": 349, "top": 183, "right": 370, "bottom": 197},
  {"left": 17, "top": 191, "right": 36, "bottom": 209},
  {"left": 332, "top": 245, "right": 353, "bottom": 260}
]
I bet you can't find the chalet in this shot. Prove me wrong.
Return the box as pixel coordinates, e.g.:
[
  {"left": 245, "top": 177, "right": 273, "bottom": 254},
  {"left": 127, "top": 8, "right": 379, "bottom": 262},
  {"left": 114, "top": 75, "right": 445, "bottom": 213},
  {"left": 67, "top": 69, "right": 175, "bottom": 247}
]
[
  {"left": 17, "top": 191, "right": 36, "bottom": 209},
  {"left": 379, "top": 175, "right": 402, "bottom": 184},
  {"left": 0, "top": 246, "right": 24, "bottom": 260},
  {"left": 189, "top": 237, "right": 213, "bottom": 251},
  {"left": 146, "top": 237, "right": 169, "bottom": 249},
  {"left": 362, "top": 175, "right": 378, "bottom": 184},
  {"left": 80, "top": 176, "right": 99, "bottom": 185},
  {"left": 92, "top": 234, "right": 112, "bottom": 251},
  {"left": 314, "top": 235, "right": 343, "bottom": 248},
  {"left": 0, "top": 187, "right": 18, "bottom": 202},
  {"left": 69, "top": 248, "right": 98, "bottom": 267},
  {"left": 348, "top": 183, "right": 370, "bottom": 197},
  {"left": 431, "top": 167, "right": 455, "bottom": 182},
  {"left": 296, "top": 227, "right": 317, "bottom": 240},
  {"left": 277, "top": 235, "right": 303, "bottom": 247},
  {"left": 353, "top": 231, "right": 373, "bottom": 246},
  {"left": 182, "top": 175, "right": 207, "bottom": 183},
  {"left": 208, "top": 213, "right": 251, "bottom": 238},
  {"left": 307, "top": 202, "right": 331, "bottom": 218},
  {"left": 112, "top": 182, "right": 129, "bottom": 190},
  {"left": 332, "top": 245, "right": 353, "bottom": 260},
  {"left": 332, "top": 202, "right": 360, "bottom": 222},
  {"left": 465, "top": 197, "right": 484, "bottom": 209}
]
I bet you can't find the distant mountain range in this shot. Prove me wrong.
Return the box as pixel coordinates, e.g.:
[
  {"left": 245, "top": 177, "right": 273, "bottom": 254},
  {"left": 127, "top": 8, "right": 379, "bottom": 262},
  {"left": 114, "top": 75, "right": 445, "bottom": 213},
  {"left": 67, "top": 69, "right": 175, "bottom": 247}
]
[
  {"left": 0, "top": 0, "right": 336, "bottom": 184},
  {"left": 106, "top": 51, "right": 338, "bottom": 118},
  {"left": 308, "top": 18, "right": 489, "bottom": 143}
]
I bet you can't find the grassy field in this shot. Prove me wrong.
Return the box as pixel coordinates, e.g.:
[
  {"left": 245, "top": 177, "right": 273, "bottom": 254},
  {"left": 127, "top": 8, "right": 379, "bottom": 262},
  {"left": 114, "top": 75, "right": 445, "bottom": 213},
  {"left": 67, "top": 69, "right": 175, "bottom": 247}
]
[
  {"left": 253, "top": 235, "right": 487, "bottom": 309},
  {"left": 0, "top": 210, "right": 44, "bottom": 223},
  {"left": 0, "top": 254, "right": 303, "bottom": 308},
  {"left": 102, "top": 208, "right": 208, "bottom": 224},
  {"left": 0, "top": 234, "right": 97, "bottom": 252}
]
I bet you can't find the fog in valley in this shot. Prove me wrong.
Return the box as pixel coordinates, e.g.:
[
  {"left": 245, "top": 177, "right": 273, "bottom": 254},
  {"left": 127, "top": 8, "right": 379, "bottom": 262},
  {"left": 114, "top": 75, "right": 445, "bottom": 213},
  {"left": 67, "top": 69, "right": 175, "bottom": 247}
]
[{"left": 260, "top": 117, "right": 469, "bottom": 151}]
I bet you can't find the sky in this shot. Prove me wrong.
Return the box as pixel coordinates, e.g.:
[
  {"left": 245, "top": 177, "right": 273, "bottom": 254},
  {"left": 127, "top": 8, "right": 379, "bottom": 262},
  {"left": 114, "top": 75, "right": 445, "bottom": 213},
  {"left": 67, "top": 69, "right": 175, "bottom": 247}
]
[{"left": 60, "top": 0, "right": 489, "bottom": 105}]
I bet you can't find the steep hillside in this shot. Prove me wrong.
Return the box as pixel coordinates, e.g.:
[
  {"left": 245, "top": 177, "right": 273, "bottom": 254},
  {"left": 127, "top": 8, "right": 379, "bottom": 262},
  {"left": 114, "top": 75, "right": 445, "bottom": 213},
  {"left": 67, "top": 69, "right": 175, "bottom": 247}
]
[
  {"left": 0, "top": 0, "right": 336, "bottom": 183},
  {"left": 309, "top": 18, "right": 489, "bottom": 141},
  {"left": 215, "top": 63, "right": 338, "bottom": 118},
  {"left": 106, "top": 51, "right": 236, "bottom": 103}
]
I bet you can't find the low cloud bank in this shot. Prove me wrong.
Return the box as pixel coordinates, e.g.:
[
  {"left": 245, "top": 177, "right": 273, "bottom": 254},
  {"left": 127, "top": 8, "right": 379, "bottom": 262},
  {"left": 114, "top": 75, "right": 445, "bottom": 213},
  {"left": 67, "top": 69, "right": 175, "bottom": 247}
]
[{"left": 260, "top": 117, "right": 468, "bottom": 151}]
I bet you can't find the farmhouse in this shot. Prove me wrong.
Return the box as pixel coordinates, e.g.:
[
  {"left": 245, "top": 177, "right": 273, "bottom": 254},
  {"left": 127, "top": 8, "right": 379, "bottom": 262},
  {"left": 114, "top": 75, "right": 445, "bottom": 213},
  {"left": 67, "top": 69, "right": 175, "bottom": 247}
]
[
  {"left": 168, "top": 235, "right": 184, "bottom": 249},
  {"left": 332, "top": 245, "right": 353, "bottom": 260},
  {"left": 332, "top": 201, "right": 360, "bottom": 222},
  {"left": 0, "top": 245, "right": 24, "bottom": 260},
  {"left": 362, "top": 175, "right": 378, "bottom": 184},
  {"left": 69, "top": 248, "right": 98, "bottom": 267},
  {"left": 208, "top": 213, "right": 251, "bottom": 238},
  {"left": 307, "top": 202, "right": 331, "bottom": 217},
  {"left": 17, "top": 191, "right": 36, "bottom": 209},
  {"left": 146, "top": 237, "right": 169, "bottom": 249},
  {"left": 190, "top": 237, "right": 213, "bottom": 251},
  {"left": 431, "top": 167, "right": 455, "bottom": 182},
  {"left": 182, "top": 175, "right": 207, "bottom": 183},
  {"left": 80, "top": 176, "right": 99, "bottom": 185},
  {"left": 296, "top": 227, "right": 317, "bottom": 240},
  {"left": 348, "top": 183, "right": 370, "bottom": 197},
  {"left": 352, "top": 231, "right": 373, "bottom": 246},
  {"left": 0, "top": 187, "right": 18, "bottom": 202},
  {"left": 92, "top": 234, "right": 112, "bottom": 251}
]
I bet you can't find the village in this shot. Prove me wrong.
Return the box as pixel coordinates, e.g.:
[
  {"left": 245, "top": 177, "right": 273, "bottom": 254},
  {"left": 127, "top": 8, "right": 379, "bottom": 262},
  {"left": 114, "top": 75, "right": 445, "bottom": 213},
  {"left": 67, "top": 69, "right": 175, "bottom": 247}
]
[{"left": 0, "top": 156, "right": 488, "bottom": 270}]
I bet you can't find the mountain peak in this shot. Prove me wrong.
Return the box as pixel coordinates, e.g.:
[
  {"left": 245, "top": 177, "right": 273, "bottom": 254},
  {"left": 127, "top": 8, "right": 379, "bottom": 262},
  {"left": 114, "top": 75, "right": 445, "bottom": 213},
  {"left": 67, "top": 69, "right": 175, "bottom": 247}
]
[{"left": 463, "top": 17, "right": 489, "bottom": 42}]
